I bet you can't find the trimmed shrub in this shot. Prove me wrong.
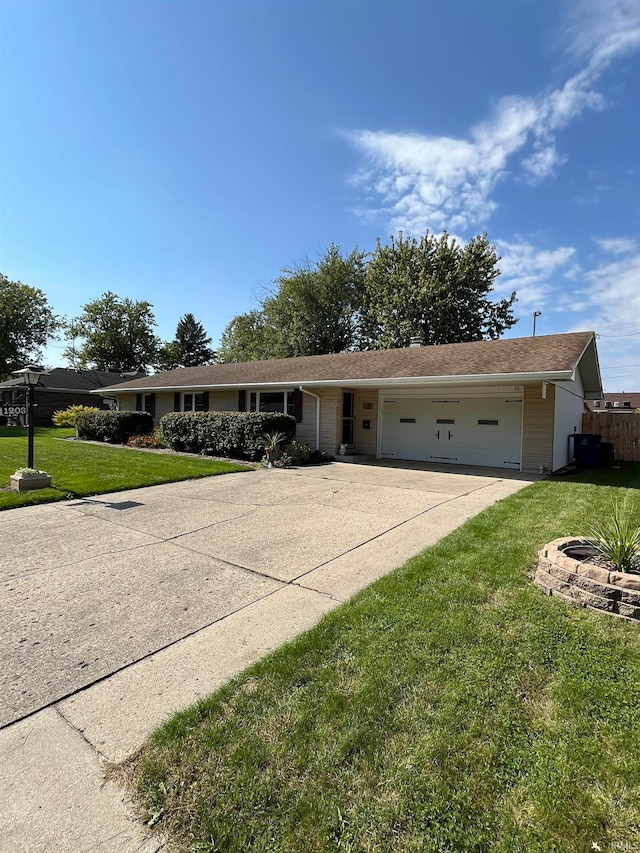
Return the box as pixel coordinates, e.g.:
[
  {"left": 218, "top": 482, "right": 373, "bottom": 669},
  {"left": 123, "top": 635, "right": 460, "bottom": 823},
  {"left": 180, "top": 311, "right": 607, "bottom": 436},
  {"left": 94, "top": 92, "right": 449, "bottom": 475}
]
[
  {"left": 76, "top": 410, "right": 154, "bottom": 444},
  {"left": 159, "top": 411, "right": 296, "bottom": 461},
  {"left": 52, "top": 404, "right": 100, "bottom": 428},
  {"left": 284, "top": 440, "right": 311, "bottom": 465}
]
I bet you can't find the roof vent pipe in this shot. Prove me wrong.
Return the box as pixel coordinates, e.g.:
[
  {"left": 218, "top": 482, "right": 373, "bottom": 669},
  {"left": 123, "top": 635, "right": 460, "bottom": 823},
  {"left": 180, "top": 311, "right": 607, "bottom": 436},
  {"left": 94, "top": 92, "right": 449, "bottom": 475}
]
[{"left": 409, "top": 337, "right": 422, "bottom": 348}]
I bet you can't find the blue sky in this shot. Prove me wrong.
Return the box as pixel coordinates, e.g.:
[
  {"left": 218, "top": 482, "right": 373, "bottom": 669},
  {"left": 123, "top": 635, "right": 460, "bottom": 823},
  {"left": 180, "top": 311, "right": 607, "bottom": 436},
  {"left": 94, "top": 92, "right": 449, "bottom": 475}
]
[{"left": 1, "top": 0, "right": 638, "bottom": 390}]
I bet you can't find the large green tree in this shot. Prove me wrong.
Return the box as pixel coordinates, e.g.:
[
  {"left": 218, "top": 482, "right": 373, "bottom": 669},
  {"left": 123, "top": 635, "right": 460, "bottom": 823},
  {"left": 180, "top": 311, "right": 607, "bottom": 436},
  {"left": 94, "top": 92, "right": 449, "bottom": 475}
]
[
  {"left": 0, "top": 273, "right": 61, "bottom": 379},
  {"left": 156, "top": 313, "right": 216, "bottom": 371},
  {"left": 64, "top": 291, "right": 160, "bottom": 372},
  {"left": 217, "top": 310, "right": 270, "bottom": 363},
  {"left": 218, "top": 232, "right": 517, "bottom": 362},
  {"left": 263, "top": 244, "right": 367, "bottom": 357},
  {"left": 217, "top": 244, "right": 366, "bottom": 362},
  {"left": 360, "top": 231, "right": 517, "bottom": 348}
]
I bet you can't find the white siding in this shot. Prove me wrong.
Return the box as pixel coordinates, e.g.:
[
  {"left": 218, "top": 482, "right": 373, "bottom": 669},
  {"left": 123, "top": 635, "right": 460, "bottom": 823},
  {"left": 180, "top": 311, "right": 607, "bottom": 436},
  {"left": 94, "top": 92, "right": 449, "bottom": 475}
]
[
  {"left": 296, "top": 391, "right": 318, "bottom": 448},
  {"left": 552, "top": 375, "right": 585, "bottom": 471}
]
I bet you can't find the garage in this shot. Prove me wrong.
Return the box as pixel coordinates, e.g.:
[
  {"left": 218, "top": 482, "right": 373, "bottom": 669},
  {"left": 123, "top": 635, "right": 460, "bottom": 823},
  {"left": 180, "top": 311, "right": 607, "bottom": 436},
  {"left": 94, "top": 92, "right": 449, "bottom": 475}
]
[{"left": 380, "top": 394, "right": 523, "bottom": 469}]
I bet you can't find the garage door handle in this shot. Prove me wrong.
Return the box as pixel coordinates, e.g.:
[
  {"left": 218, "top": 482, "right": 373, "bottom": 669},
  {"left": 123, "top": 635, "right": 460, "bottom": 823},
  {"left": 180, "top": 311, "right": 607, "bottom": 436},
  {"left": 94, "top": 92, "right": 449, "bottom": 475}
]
[
  {"left": 435, "top": 430, "right": 440, "bottom": 439},
  {"left": 448, "top": 431, "right": 453, "bottom": 440}
]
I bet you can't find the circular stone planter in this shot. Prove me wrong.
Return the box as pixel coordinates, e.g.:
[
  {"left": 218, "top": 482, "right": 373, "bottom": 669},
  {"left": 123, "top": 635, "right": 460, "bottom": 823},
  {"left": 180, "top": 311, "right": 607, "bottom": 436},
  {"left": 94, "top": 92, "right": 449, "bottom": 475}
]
[{"left": 535, "top": 538, "right": 640, "bottom": 622}]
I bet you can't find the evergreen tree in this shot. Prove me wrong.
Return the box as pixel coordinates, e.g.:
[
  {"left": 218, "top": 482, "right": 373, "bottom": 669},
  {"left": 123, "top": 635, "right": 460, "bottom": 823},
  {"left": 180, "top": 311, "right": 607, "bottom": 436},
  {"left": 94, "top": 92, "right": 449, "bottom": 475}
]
[{"left": 155, "top": 314, "right": 215, "bottom": 370}]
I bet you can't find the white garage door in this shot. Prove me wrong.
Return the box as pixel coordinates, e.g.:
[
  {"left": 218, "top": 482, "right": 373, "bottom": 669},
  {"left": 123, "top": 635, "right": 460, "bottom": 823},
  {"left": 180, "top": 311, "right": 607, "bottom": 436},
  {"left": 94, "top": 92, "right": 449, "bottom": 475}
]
[{"left": 381, "top": 396, "right": 523, "bottom": 469}]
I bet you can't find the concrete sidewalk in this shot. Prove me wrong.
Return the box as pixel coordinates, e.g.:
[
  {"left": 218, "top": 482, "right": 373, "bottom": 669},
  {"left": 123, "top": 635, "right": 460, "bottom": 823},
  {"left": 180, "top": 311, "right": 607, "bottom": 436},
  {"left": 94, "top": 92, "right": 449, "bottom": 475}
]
[{"left": 0, "top": 462, "right": 536, "bottom": 852}]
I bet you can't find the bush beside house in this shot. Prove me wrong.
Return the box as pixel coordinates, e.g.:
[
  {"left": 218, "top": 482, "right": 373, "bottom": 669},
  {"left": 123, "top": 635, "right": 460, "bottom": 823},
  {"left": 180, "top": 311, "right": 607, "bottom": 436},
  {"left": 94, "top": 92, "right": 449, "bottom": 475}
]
[
  {"left": 76, "top": 410, "right": 154, "bottom": 444},
  {"left": 159, "top": 411, "right": 296, "bottom": 461}
]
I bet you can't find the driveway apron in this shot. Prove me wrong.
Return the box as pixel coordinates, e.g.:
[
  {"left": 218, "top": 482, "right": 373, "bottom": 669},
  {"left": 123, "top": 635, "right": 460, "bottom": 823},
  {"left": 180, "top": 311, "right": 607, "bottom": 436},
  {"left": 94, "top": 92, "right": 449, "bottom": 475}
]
[{"left": 0, "top": 461, "right": 536, "bottom": 852}]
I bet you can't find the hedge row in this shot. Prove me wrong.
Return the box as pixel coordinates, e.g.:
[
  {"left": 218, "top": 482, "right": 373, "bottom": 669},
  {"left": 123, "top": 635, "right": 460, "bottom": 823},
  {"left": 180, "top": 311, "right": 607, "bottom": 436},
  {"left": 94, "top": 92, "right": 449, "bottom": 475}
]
[
  {"left": 76, "top": 410, "right": 154, "bottom": 444},
  {"left": 159, "top": 411, "right": 296, "bottom": 461}
]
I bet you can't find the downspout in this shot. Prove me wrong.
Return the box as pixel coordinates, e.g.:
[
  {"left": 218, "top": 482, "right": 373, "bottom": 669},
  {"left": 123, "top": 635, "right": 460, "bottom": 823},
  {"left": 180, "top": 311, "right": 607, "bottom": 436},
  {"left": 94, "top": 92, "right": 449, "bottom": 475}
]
[{"left": 299, "top": 386, "right": 320, "bottom": 451}]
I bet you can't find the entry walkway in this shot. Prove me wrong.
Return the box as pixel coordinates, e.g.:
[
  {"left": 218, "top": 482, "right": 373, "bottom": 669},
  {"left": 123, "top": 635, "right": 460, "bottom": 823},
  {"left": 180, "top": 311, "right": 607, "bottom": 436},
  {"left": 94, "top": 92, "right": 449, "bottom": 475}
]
[{"left": 0, "top": 462, "right": 537, "bottom": 852}]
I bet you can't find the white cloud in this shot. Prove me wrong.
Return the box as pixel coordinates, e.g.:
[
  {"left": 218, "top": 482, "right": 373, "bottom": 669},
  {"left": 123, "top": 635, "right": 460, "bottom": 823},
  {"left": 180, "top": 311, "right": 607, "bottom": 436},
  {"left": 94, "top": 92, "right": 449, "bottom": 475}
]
[
  {"left": 567, "top": 251, "right": 640, "bottom": 389},
  {"left": 592, "top": 236, "right": 637, "bottom": 254},
  {"left": 522, "top": 144, "right": 567, "bottom": 184},
  {"left": 345, "top": 0, "right": 640, "bottom": 234},
  {"left": 573, "top": 252, "right": 640, "bottom": 329},
  {"left": 494, "top": 239, "right": 577, "bottom": 311}
]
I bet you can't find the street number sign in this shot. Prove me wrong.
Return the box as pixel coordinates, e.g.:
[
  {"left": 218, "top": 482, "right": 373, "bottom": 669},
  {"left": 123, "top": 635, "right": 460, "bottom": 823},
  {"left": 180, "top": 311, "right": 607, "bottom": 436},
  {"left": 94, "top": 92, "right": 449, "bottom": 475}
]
[{"left": 1, "top": 405, "right": 27, "bottom": 416}]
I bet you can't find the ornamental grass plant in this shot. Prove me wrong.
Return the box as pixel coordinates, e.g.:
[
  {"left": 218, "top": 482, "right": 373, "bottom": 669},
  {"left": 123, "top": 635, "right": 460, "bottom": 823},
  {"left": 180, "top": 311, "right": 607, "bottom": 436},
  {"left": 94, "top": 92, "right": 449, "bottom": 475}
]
[{"left": 585, "top": 497, "right": 640, "bottom": 574}]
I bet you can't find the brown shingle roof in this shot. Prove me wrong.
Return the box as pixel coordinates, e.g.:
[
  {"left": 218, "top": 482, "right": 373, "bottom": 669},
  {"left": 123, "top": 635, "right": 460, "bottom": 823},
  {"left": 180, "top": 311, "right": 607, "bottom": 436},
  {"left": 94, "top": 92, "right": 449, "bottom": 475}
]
[
  {"left": 0, "top": 368, "right": 146, "bottom": 392},
  {"left": 101, "top": 332, "right": 596, "bottom": 392}
]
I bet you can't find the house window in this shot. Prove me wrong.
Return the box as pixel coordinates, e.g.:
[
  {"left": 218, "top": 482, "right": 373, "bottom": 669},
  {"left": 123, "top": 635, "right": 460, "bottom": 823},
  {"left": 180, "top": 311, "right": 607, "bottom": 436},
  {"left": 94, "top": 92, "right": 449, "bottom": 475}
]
[
  {"left": 593, "top": 400, "right": 601, "bottom": 408},
  {"left": 143, "top": 394, "right": 155, "bottom": 416},
  {"left": 247, "top": 391, "right": 296, "bottom": 416},
  {"left": 183, "top": 392, "right": 206, "bottom": 412},
  {"left": 623, "top": 401, "right": 631, "bottom": 408}
]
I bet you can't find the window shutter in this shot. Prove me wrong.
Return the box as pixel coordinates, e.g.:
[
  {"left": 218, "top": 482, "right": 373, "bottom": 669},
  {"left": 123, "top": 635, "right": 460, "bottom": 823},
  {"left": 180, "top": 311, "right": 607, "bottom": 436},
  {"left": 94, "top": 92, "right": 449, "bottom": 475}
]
[
  {"left": 136, "top": 393, "right": 142, "bottom": 411},
  {"left": 174, "top": 392, "right": 181, "bottom": 412},
  {"left": 293, "top": 388, "right": 303, "bottom": 423},
  {"left": 238, "top": 390, "right": 246, "bottom": 411},
  {"left": 149, "top": 393, "right": 156, "bottom": 419},
  {"left": 203, "top": 391, "right": 209, "bottom": 411}
]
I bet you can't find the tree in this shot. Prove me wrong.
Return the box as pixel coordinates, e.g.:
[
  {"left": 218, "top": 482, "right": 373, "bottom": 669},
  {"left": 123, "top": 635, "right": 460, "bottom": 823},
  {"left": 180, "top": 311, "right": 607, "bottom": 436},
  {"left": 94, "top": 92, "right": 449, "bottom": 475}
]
[
  {"left": 0, "top": 273, "right": 61, "bottom": 380},
  {"left": 217, "top": 310, "right": 271, "bottom": 363},
  {"left": 156, "top": 313, "right": 215, "bottom": 371},
  {"left": 360, "top": 231, "right": 517, "bottom": 348},
  {"left": 217, "top": 244, "right": 367, "bottom": 362},
  {"left": 263, "top": 244, "right": 367, "bottom": 357},
  {"left": 64, "top": 291, "right": 160, "bottom": 373}
]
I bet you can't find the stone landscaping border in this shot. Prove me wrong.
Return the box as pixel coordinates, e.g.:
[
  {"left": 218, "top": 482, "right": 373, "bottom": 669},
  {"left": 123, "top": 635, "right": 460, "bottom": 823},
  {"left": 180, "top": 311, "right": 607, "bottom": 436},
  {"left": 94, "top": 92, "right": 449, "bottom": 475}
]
[{"left": 534, "top": 537, "right": 640, "bottom": 622}]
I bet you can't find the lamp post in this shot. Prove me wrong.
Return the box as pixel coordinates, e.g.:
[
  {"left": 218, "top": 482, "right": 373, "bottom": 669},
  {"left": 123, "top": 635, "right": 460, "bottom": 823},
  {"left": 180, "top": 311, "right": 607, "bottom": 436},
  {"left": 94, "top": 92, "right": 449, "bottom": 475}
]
[
  {"left": 12, "top": 366, "right": 48, "bottom": 469},
  {"left": 532, "top": 311, "right": 541, "bottom": 337}
]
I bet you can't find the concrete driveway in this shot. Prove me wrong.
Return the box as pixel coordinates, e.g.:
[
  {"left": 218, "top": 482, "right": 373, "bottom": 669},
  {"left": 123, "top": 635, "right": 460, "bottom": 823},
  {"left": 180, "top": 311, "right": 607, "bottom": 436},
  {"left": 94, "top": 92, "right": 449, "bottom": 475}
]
[{"left": 0, "top": 460, "right": 536, "bottom": 852}]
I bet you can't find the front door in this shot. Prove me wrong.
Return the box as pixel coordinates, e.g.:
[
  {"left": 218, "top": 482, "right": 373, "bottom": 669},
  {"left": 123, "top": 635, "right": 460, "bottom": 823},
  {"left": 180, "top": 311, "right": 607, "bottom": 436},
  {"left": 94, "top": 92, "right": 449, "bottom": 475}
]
[{"left": 342, "top": 391, "right": 355, "bottom": 446}]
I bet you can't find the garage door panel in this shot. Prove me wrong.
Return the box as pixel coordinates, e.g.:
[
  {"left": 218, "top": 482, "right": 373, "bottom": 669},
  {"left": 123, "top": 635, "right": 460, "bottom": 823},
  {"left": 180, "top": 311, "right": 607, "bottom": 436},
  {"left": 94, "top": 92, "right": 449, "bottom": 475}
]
[{"left": 382, "top": 397, "right": 522, "bottom": 469}]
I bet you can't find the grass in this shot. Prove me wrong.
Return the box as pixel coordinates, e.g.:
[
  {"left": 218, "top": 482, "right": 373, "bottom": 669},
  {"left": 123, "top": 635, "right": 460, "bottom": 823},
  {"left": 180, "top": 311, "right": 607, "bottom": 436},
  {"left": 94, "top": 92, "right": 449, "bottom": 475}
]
[
  {"left": 0, "top": 426, "right": 249, "bottom": 510},
  {"left": 130, "top": 466, "right": 640, "bottom": 853}
]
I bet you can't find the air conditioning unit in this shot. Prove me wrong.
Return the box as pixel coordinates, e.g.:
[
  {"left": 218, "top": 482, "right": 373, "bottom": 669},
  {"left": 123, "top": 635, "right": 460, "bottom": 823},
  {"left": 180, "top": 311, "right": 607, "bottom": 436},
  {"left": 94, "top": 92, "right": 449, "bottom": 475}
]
[{"left": 614, "top": 401, "right": 621, "bottom": 408}]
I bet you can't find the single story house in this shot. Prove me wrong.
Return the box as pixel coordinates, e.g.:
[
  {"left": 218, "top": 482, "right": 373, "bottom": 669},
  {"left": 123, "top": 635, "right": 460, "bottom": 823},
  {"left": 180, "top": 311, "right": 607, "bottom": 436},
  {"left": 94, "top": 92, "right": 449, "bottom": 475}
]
[
  {"left": 0, "top": 368, "right": 146, "bottom": 426},
  {"left": 96, "top": 331, "right": 602, "bottom": 474},
  {"left": 585, "top": 392, "right": 640, "bottom": 412}
]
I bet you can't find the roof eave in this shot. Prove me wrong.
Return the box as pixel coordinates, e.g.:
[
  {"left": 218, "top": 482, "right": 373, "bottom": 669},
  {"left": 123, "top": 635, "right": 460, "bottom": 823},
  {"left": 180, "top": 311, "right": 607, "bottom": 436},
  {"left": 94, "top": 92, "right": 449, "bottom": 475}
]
[{"left": 94, "top": 369, "right": 574, "bottom": 395}]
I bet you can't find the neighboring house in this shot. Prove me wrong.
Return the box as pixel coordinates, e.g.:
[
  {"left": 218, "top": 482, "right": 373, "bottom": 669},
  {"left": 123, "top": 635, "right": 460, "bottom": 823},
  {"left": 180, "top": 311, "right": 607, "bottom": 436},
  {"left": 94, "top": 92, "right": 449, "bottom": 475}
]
[
  {"left": 96, "top": 332, "right": 602, "bottom": 474},
  {"left": 585, "top": 392, "right": 640, "bottom": 413},
  {"left": 0, "top": 368, "right": 146, "bottom": 426}
]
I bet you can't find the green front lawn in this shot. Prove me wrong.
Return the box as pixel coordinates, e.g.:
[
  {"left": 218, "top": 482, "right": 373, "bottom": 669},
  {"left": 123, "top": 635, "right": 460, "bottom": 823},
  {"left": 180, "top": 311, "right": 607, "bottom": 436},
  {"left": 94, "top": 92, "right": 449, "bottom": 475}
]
[
  {"left": 131, "top": 467, "right": 640, "bottom": 853},
  {"left": 0, "top": 427, "right": 249, "bottom": 510}
]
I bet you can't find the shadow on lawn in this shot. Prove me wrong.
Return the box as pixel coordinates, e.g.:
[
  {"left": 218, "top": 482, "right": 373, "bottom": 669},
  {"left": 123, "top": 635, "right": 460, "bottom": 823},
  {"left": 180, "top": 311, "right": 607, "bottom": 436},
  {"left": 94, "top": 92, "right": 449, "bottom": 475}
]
[{"left": 554, "top": 462, "right": 640, "bottom": 490}]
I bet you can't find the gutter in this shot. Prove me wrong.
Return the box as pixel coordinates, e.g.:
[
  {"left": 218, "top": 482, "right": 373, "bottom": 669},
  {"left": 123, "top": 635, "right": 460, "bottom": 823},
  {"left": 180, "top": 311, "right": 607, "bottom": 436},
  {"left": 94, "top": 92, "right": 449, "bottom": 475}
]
[
  {"left": 93, "top": 369, "right": 575, "bottom": 395},
  {"left": 299, "top": 386, "right": 320, "bottom": 451}
]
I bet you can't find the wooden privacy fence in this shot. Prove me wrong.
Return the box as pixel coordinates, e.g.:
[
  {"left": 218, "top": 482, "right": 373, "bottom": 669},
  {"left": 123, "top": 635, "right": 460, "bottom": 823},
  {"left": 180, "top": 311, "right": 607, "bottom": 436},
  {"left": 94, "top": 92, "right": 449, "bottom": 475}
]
[{"left": 581, "top": 412, "right": 640, "bottom": 462}]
